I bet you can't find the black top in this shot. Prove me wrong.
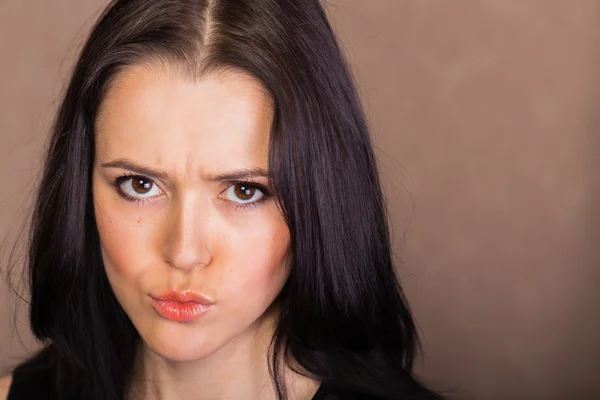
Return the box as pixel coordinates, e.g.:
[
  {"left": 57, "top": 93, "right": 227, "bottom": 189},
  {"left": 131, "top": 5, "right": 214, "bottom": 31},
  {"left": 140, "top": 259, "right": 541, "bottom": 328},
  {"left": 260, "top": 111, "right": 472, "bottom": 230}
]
[{"left": 7, "top": 360, "right": 340, "bottom": 400}]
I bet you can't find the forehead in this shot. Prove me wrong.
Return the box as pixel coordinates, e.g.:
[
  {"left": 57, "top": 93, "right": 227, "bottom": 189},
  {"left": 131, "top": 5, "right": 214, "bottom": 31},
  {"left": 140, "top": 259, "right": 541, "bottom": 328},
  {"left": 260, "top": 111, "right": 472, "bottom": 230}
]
[{"left": 94, "top": 63, "right": 274, "bottom": 178}]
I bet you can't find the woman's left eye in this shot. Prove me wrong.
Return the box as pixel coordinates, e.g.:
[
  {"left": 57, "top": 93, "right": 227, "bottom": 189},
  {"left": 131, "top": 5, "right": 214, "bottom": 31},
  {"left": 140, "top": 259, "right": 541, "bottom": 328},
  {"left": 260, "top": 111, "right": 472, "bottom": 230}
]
[{"left": 222, "top": 182, "right": 265, "bottom": 206}]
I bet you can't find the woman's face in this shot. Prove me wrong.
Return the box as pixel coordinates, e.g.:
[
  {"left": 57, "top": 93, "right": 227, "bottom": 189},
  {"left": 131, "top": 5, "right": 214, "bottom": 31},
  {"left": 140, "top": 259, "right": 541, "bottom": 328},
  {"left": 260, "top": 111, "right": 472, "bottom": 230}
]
[{"left": 92, "top": 64, "right": 291, "bottom": 361}]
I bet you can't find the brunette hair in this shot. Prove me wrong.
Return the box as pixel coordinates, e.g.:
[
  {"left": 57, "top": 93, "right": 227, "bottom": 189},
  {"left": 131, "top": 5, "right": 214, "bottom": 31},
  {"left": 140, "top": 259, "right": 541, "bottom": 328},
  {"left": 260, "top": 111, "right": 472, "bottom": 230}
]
[{"left": 12, "top": 0, "right": 443, "bottom": 399}]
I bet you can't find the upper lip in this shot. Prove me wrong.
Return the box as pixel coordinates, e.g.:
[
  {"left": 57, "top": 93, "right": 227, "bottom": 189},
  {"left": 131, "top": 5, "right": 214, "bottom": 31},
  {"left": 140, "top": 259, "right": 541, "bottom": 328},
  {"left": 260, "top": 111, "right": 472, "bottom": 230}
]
[{"left": 150, "top": 289, "right": 215, "bottom": 305}]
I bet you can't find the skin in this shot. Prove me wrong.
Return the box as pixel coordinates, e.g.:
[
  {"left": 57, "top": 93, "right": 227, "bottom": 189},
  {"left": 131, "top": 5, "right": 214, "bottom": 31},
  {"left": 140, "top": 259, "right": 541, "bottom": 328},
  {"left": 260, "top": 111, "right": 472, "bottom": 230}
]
[
  {"left": 89, "top": 63, "right": 319, "bottom": 400},
  {"left": 0, "top": 376, "right": 10, "bottom": 400}
]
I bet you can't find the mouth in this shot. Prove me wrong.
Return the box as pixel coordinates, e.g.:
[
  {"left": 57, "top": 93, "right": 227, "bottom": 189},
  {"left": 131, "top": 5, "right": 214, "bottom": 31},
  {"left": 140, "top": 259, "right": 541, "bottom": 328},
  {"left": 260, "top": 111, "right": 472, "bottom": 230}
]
[{"left": 149, "top": 289, "right": 215, "bottom": 322}]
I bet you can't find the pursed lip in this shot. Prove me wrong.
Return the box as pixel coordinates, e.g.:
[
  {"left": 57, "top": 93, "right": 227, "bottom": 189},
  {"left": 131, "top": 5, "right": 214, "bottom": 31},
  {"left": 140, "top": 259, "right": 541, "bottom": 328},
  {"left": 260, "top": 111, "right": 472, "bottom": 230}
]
[
  {"left": 149, "top": 289, "right": 215, "bottom": 322},
  {"left": 150, "top": 289, "right": 215, "bottom": 305}
]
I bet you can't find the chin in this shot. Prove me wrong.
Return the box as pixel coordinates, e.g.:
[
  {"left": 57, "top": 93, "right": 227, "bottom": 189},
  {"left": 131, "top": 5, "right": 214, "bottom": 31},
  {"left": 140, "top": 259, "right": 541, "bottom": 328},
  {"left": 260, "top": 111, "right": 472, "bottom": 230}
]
[
  {"left": 142, "top": 325, "right": 221, "bottom": 362},
  {"left": 134, "top": 315, "right": 225, "bottom": 362}
]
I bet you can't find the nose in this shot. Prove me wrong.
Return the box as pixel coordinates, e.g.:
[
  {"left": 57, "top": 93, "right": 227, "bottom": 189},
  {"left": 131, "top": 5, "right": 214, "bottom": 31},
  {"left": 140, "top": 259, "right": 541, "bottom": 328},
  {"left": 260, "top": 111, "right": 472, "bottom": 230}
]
[{"left": 162, "top": 193, "right": 213, "bottom": 272}]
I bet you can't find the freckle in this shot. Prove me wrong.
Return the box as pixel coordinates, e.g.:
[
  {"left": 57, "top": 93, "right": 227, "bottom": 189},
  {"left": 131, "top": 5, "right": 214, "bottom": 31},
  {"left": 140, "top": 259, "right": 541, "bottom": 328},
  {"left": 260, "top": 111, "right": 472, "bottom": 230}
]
[{"left": 137, "top": 218, "right": 142, "bottom": 224}]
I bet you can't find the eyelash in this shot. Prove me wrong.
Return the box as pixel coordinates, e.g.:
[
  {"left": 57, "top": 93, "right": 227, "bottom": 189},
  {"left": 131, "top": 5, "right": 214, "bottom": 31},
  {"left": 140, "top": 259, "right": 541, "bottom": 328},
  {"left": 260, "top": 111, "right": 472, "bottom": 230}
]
[{"left": 111, "top": 173, "right": 271, "bottom": 211}]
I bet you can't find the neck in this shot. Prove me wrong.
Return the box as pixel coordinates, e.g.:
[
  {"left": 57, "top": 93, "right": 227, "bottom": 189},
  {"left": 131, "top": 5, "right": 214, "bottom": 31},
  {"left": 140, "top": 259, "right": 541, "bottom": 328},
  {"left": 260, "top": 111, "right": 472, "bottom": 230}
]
[{"left": 127, "top": 306, "right": 320, "bottom": 400}]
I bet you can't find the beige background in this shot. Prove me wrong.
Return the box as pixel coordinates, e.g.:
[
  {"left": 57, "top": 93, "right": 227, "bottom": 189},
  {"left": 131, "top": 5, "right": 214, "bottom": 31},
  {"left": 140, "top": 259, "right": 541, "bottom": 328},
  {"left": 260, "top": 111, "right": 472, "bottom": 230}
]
[{"left": 1, "top": 1, "right": 599, "bottom": 399}]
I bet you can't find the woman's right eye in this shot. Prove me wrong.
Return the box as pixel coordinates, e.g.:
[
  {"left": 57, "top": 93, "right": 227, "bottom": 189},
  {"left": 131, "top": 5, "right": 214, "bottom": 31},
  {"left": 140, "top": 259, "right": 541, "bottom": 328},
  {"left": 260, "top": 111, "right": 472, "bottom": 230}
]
[{"left": 115, "top": 175, "right": 164, "bottom": 202}]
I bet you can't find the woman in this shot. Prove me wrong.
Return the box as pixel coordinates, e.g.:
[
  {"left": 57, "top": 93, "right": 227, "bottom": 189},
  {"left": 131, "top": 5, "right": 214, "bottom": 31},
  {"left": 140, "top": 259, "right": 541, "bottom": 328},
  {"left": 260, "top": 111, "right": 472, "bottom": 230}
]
[{"left": 0, "top": 0, "right": 443, "bottom": 399}]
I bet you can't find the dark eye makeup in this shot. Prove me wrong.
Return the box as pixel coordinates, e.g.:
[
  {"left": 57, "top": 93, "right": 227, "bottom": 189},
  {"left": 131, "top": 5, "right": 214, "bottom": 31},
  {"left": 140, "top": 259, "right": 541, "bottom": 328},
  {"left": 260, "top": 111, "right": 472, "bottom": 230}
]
[{"left": 111, "top": 172, "right": 271, "bottom": 210}]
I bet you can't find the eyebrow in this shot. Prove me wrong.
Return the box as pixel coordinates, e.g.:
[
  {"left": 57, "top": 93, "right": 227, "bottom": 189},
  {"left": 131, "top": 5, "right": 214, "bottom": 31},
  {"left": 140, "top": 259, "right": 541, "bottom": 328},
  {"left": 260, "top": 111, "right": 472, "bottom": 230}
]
[{"left": 100, "top": 159, "right": 270, "bottom": 181}]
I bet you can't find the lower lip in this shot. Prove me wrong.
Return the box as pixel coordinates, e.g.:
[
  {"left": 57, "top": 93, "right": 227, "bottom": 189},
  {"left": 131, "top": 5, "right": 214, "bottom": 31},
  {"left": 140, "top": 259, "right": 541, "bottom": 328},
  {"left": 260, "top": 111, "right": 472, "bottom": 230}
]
[{"left": 150, "top": 298, "right": 214, "bottom": 322}]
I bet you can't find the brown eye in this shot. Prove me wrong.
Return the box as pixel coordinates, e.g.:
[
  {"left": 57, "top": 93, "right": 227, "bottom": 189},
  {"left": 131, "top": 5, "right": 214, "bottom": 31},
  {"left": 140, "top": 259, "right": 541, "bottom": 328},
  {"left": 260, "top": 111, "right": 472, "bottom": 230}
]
[
  {"left": 234, "top": 183, "right": 256, "bottom": 201},
  {"left": 223, "top": 182, "right": 264, "bottom": 205},
  {"left": 117, "top": 175, "right": 163, "bottom": 200},
  {"left": 131, "top": 177, "right": 153, "bottom": 194}
]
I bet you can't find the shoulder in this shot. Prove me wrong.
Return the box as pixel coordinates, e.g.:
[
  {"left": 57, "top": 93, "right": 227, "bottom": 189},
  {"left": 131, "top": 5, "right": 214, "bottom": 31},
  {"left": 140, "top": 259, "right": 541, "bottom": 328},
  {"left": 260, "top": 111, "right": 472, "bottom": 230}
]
[
  {"left": 0, "top": 374, "right": 12, "bottom": 400},
  {"left": 0, "top": 346, "right": 57, "bottom": 400}
]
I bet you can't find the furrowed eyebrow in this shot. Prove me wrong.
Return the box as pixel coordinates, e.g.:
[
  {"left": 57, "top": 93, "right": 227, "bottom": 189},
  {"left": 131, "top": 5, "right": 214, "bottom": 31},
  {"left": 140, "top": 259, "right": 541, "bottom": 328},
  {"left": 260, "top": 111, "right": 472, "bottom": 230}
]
[
  {"left": 208, "top": 168, "right": 270, "bottom": 182},
  {"left": 100, "top": 159, "right": 270, "bottom": 182},
  {"left": 101, "top": 159, "right": 167, "bottom": 179}
]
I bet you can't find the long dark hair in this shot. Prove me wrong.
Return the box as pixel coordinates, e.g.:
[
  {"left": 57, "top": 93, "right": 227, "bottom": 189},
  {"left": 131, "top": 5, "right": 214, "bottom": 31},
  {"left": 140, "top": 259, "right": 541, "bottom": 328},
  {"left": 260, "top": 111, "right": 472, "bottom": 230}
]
[{"left": 13, "top": 0, "right": 443, "bottom": 399}]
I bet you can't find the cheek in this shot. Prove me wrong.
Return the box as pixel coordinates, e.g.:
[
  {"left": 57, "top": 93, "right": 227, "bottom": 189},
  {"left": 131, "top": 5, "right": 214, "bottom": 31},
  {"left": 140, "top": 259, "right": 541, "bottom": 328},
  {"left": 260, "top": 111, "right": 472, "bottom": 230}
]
[
  {"left": 218, "top": 211, "right": 291, "bottom": 303},
  {"left": 93, "top": 181, "right": 158, "bottom": 299},
  {"left": 96, "top": 216, "right": 154, "bottom": 281},
  {"left": 95, "top": 212, "right": 152, "bottom": 275}
]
